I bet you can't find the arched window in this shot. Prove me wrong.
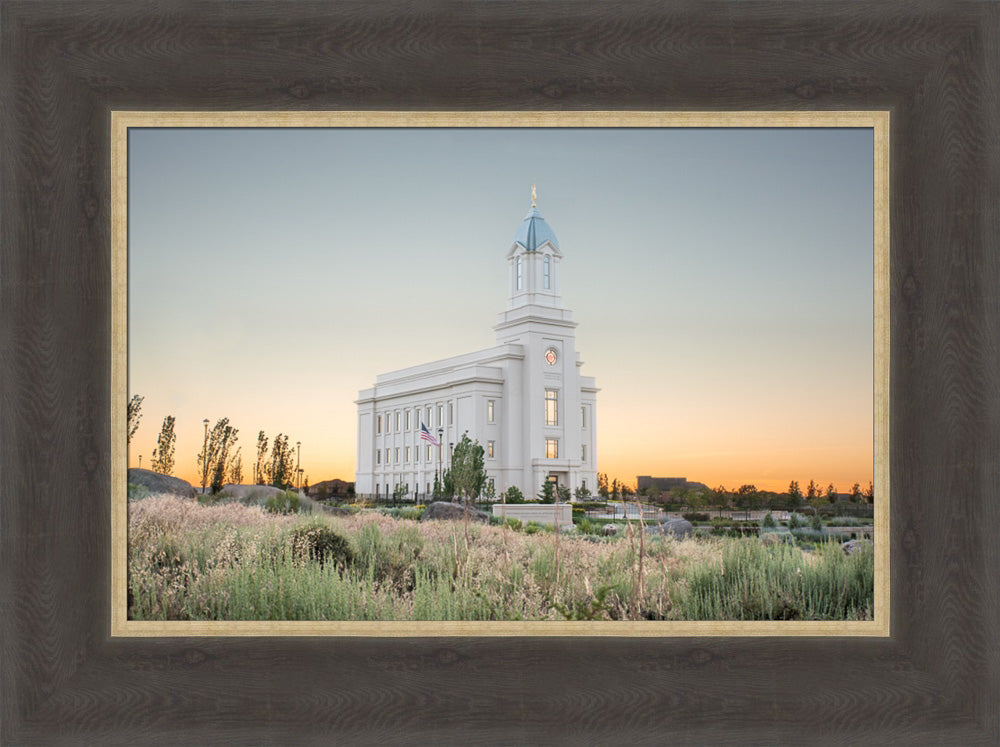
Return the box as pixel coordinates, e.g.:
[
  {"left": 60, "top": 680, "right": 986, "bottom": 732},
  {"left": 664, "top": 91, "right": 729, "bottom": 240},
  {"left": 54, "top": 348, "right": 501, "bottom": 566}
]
[
  {"left": 516, "top": 256, "right": 523, "bottom": 290},
  {"left": 544, "top": 255, "right": 550, "bottom": 289}
]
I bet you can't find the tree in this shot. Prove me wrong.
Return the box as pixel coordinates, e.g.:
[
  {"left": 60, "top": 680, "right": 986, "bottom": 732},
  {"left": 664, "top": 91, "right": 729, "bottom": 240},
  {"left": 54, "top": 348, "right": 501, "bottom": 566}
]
[
  {"left": 708, "top": 485, "right": 730, "bottom": 517},
  {"left": 505, "top": 485, "right": 525, "bottom": 504},
  {"left": 268, "top": 434, "right": 294, "bottom": 489},
  {"left": 149, "top": 415, "right": 176, "bottom": 475},
  {"left": 597, "top": 472, "right": 609, "bottom": 499},
  {"left": 254, "top": 431, "right": 270, "bottom": 485},
  {"left": 788, "top": 480, "right": 802, "bottom": 508},
  {"left": 863, "top": 481, "right": 874, "bottom": 504},
  {"left": 806, "top": 479, "right": 820, "bottom": 501},
  {"left": 825, "top": 483, "right": 838, "bottom": 504},
  {"left": 449, "top": 432, "right": 487, "bottom": 504},
  {"left": 432, "top": 474, "right": 443, "bottom": 500},
  {"left": 850, "top": 482, "right": 862, "bottom": 503},
  {"left": 574, "top": 483, "right": 591, "bottom": 500},
  {"left": 228, "top": 447, "right": 243, "bottom": 485},
  {"left": 735, "top": 484, "right": 758, "bottom": 520},
  {"left": 197, "top": 418, "right": 239, "bottom": 494},
  {"left": 127, "top": 394, "right": 144, "bottom": 444},
  {"left": 538, "top": 480, "right": 555, "bottom": 504},
  {"left": 557, "top": 485, "right": 571, "bottom": 504}
]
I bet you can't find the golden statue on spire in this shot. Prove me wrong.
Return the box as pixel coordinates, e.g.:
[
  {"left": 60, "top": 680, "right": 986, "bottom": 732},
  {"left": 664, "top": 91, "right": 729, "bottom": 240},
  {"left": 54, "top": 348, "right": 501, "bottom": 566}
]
[{"left": 531, "top": 183, "right": 537, "bottom": 208}]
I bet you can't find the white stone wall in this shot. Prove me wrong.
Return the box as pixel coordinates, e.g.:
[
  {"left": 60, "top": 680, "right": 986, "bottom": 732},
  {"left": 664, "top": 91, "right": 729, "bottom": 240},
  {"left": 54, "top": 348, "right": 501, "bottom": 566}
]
[{"left": 492, "top": 502, "right": 573, "bottom": 529}]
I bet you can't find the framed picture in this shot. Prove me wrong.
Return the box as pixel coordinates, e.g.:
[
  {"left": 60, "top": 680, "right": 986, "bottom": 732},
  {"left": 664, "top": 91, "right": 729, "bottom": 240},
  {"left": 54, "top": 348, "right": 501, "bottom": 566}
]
[
  {"left": 3, "top": 2, "right": 997, "bottom": 743},
  {"left": 113, "top": 110, "right": 888, "bottom": 637}
]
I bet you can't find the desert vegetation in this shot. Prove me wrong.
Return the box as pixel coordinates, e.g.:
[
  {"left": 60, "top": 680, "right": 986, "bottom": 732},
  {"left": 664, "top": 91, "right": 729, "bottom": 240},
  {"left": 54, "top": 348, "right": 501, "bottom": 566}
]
[{"left": 128, "top": 495, "right": 873, "bottom": 622}]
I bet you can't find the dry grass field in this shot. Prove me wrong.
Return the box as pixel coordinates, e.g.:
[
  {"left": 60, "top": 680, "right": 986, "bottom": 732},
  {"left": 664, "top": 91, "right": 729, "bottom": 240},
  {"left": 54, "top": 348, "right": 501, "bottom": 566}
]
[{"left": 128, "top": 495, "right": 873, "bottom": 622}]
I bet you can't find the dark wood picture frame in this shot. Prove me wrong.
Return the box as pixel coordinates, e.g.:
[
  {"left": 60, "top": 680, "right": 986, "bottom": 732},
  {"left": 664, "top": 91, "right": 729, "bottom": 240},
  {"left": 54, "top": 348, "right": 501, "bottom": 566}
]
[{"left": 2, "top": 2, "right": 997, "bottom": 742}]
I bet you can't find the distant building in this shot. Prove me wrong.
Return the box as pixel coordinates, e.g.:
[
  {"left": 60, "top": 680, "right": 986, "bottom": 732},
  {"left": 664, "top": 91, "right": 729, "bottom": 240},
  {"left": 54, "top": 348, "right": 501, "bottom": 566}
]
[
  {"left": 355, "top": 192, "right": 598, "bottom": 501},
  {"left": 308, "top": 479, "right": 354, "bottom": 498},
  {"left": 637, "top": 476, "right": 689, "bottom": 493}
]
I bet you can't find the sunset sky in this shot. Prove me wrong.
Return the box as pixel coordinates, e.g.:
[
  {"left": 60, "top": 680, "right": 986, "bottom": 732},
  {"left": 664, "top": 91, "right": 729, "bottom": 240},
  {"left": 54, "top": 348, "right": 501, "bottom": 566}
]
[{"left": 127, "top": 126, "right": 874, "bottom": 494}]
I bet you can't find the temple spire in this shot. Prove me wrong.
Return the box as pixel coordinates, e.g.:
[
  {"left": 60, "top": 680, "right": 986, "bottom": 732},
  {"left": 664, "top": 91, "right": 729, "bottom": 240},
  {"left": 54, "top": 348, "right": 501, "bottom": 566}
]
[{"left": 531, "top": 183, "right": 537, "bottom": 208}]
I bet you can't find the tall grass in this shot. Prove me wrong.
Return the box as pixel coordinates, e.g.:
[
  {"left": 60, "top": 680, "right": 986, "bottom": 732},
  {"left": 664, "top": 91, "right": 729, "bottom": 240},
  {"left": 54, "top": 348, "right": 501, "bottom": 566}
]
[
  {"left": 675, "top": 538, "right": 874, "bottom": 620},
  {"left": 128, "top": 495, "right": 873, "bottom": 622}
]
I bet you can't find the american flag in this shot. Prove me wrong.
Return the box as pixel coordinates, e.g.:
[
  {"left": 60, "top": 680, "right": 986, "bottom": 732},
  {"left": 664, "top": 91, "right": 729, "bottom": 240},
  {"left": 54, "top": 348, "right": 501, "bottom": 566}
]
[{"left": 419, "top": 423, "right": 439, "bottom": 446}]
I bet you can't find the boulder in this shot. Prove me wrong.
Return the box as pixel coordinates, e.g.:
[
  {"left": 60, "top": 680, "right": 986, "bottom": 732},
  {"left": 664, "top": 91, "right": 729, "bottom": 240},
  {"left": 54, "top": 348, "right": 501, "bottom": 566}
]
[
  {"left": 602, "top": 524, "right": 619, "bottom": 537},
  {"left": 127, "top": 468, "right": 196, "bottom": 499},
  {"left": 419, "top": 501, "right": 490, "bottom": 524},
  {"left": 646, "top": 518, "right": 694, "bottom": 539},
  {"left": 842, "top": 538, "right": 873, "bottom": 556}
]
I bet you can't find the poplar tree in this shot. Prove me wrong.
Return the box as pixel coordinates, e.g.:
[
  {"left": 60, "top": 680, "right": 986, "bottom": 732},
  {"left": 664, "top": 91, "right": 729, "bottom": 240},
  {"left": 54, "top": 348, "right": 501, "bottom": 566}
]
[
  {"left": 149, "top": 415, "right": 176, "bottom": 475},
  {"left": 127, "top": 394, "right": 144, "bottom": 444}
]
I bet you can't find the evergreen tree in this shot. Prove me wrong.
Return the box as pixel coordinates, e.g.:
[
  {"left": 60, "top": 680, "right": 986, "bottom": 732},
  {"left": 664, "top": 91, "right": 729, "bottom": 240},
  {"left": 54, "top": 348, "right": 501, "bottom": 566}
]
[
  {"left": 538, "top": 480, "right": 555, "bottom": 504},
  {"left": 788, "top": 480, "right": 802, "bottom": 507}
]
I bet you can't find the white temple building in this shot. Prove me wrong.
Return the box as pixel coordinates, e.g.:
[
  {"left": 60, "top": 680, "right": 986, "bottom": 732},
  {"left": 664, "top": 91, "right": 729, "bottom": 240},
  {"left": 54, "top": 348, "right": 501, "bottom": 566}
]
[{"left": 355, "top": 190, "right": 598, "bottom": 502}]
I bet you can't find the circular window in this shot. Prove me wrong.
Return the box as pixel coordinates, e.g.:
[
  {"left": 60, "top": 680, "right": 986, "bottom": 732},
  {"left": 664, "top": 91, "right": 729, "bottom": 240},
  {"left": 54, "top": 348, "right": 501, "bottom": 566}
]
[{"left": 544, "top": 348, "right": 558, "bottom": 366}]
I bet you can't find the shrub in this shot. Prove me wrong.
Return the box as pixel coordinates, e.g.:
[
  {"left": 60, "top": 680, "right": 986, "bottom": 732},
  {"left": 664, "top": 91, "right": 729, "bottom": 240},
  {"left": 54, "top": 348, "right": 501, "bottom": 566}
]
[
  {"left": 504, "top": 486, "right": 525, "bottom": 504},
  {"left": 577, "top": 518, "right": 597, "bottom": 535},
  {"left": 790, "top": 528, "right": 827, "bottom": 544},
  {"left": 396, "top": 506, "right": 425, "bottom": 521},
  {"left": 787, "top": 513, "right": 805, "bottom": 530},
  {"left": 524, "top": 522, "right": 542, "bottom": 535},
  {"left": 289, "top": 522, "right": 353, "bottom": 568},
  {"left": 761, "top": 512, "right": 777, "bottom": 528},
  {"left": 505, "top": 518, "right": 522, "bottom": 532},
  {"left": 127, "top": 483, "right": 151, "bottom": 500},
  {"left": 810, "top": 513, "right": 824, "bottom": 532},
  {"left": 265, "top": 491, "right": 300, "bottom": 514},
  {"left": 682, "top": 512, "right": 710, "bottom": 523}
]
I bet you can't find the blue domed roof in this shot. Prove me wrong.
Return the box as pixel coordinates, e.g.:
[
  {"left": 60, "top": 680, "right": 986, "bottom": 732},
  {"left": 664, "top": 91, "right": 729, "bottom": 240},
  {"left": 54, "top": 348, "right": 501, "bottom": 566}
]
[{"left": 512, "top": 207, "right": 559, "bottom": 252}]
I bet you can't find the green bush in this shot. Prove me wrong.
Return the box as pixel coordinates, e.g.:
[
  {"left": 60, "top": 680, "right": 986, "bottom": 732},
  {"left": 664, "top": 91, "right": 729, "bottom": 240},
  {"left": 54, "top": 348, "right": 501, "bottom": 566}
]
[
  {"left": 265, "top": 491, "right": 300, "bottom": 514},
  {"left": 577, "top": 518, "right": 597, "bottom": 535},
  {"left": 682, "top": 512, "right": 710, "bottom": 523},
  {"left": 504, "top": 486, "right": 525, "bottom": 504},
  {"left": 289, "top": 522, "right": 353, "bottom": 568},
  {"left": 787, "top": 513, "right": 805, "bottom": 529},
  {"left": 761, "top": 512, "right": 777, "bottom": 528},
  {"left": 127, "top": 483, "right": 151, "bottom": 500},
  {"left": 810, "top": 513, "right": 824, "bottom": 532},
  {"left": 505, "top": 518, "right": 523, "bottom": 532},
  {"left": 524, "top": 522, "right": 542, "bottom": 535},
  {"left": 790, "top": 528, "right": 827, "bottom": 544}
]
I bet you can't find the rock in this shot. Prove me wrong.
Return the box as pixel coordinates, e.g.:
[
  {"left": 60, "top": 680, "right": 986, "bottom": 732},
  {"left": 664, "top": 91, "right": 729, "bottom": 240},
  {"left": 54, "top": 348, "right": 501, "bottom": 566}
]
[
  {"left": 842, "top": 538, "right": 873, "bottom": 556},
  {"left": 602, "top": 524, "right": 619, "bottom": 536},
  {"left": 127, "top": 468, "right": 196, "bottom": 499},
  {"left": 646, "top": 518, "right": 694, "bottom": 539},
  {"left": 419, "top": 501, "right": 490, "bottom": 524}
]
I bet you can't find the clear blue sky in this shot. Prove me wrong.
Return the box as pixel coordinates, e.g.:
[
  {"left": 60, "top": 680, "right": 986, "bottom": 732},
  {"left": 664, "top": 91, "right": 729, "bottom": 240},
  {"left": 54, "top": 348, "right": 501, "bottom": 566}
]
[{"left": 128, "top": 126, "right": 874, "bottom": 492}]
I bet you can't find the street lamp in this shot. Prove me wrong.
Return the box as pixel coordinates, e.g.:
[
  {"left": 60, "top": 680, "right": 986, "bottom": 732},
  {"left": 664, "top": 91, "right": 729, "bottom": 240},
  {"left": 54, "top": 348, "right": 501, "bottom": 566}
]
[{"left": 201, "top": 418, "right": 210, "bottom": 493}]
